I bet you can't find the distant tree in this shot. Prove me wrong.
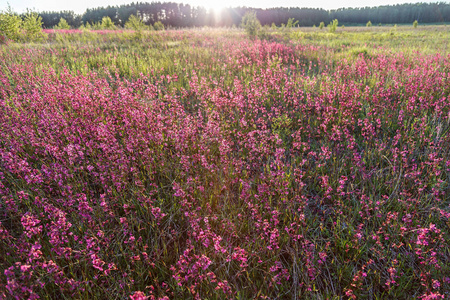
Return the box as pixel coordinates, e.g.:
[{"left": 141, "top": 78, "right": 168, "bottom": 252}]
[
  {"left": 83, "top": 7, "right": 118, "bottom": 26},
  {"left": 39, "top": 11, "right": 80, "bottom": 28},
  {"left": 366, "top": 20, "right": 372, "bottom": 27},
  {"left": 413, "top": 20, "right": 418, "bottom": 28},
  {"left": 6, "top": 1, "right": 449, "bottom": 32},
  {"left": 54, "top": 18, "right": 70, "bottom": 29},
  {"left": 241, "top": 11, "right": 261, "bottom": 38},
  {"left": 117, "top": 4, "right": 138, "bottom": 26},
  {"left": 330, "top": 3, "right": 450, "bottom": 25},
  {"left": 319, "top": 21, "right": 324, "bottom": 29}
]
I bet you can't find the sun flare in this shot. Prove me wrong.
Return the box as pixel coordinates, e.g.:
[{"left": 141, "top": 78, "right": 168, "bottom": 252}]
[{"left": 206, "top": 3, "right": 226, "bottom": 13}]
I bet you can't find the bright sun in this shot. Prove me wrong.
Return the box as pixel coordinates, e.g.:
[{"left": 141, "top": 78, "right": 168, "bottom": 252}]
[{"left": 205, "top": 3, "right": 226, "bottom": 13}]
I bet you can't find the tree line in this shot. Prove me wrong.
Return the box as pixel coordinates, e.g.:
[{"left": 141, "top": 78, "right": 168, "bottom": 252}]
[{"left": 25, "top": 2, "right": 450, "bottom": 29}]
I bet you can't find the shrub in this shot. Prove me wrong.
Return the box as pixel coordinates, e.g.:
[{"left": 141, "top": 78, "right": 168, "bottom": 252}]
[
  {"left": 101, "top": 16, "right": 115, "bottom": 29},
  {"left": 286, "top": 18, "right": 298, "bottom": 29},
  {"left": 413, "top": 20, "right": 418, "bottom": 28},
  {"left": 0, "top": 5, "right": 22, "bottom": 41},
  {"left": 241, "top": 11, "right": 261, "bottom": 38},
  {"left": 351, "top": 47, "right": 370, "bottom": 58},
  {"left": 153, "top": 21, "right": 164, "bottom": 31},
  {"left": 21, "top": 11, "right": 44, "bottom": 41},
  {"left": 319, "top": 21, "right": 325, "bottom": 29},
  {"left": 366, "top": 20, "right": 372, "bottom": 27},
  {"left": 54, "top": 18, "right": 70, "bottom": 29},
  {"left": 125, "top": 14, "right": 145, "bottom": 31},
  {"left": 328, "top": 19, "right": 338, "bottom": 33},
  {"left": 257, "top": 25, "right": 271, "bottom": 40}
]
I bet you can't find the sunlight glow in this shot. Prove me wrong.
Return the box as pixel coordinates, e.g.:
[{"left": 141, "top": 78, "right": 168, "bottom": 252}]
[{"left": 204, "top": 3, "right": 226, "bottom": 14}]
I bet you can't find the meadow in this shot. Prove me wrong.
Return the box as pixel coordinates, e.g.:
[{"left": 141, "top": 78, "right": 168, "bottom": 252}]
[{"left": 0, "top": 26, "right": 449, "bottom": 299}]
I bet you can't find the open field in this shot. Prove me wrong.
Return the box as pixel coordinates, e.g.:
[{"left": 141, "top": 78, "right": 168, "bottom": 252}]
[{"left": 1, "top": 27, "right": 450, "bottom": 299}]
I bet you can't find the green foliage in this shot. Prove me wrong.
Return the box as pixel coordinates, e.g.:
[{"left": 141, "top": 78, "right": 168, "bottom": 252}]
[
  {"left": 241, "top": 11, "right": 261, "bottom": 38},
  {"left": 413, "top": 20, "right": 418, "bottom": 28},
  {"left": 328, "top": 19, "right": 338, "bottom": 33},
  {"left": 54, "top": 18, "right": 70, "bottom": 29},
  {"left": 272, "top": 114, "right": 292, "bottom": 145},
  {"left": 153, "top": 21, "right": 164, "bottom": 31},
  {"left": 286, "top": 17, "right": 298, "bottom": 28},
  {"left": 0, "top": 5, "right": 22, "bottom": 41},
  {"left": 91, "top": 22, "right": 102, "bottom": 30},
  {"left": 319, "top": 21, "right": 325, "bottom": 29},
  {"left": 125, "top": 14, "right": 145, "bottom": 31},
  {"left": 21, "top": 11, "right": 44, "bottom": 41},
  {"left": 351, "top": 47, "right": 370, "bottom": 58},
  {"left": 257, "top": 25, "right": 271, "bottom": 40},
  {"left": 101, "top": 16, "right": 115, "bottom": 29},
  {"left": 366, "top": 20, "right": 372, "bottom": 27}
]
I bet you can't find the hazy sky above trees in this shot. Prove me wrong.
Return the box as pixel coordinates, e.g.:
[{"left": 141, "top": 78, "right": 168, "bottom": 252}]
[{"left": 1, "top": 0, "right": 442, "bottom": 14}]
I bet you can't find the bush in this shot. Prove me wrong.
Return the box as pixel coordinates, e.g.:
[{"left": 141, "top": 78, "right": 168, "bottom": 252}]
[
  {"left": 257, "top": 25, "right": 271, "bottom": 40},
  {"left": 366, "top": 20, "right": 372, "bottom": 27},
  {"left": 21, "top": 11, "right": 44, "bottom": 41},
  {"left": 319, "top": 21, "right": 325, "bottom": 30},
  {"left": 125, "top": 15, "right": 145, "bottom": 31},
  {"left": 0, "top": 5, "right": 22, "bottom": 41},
  {"left": 54, "top": 18, "right": 70, "bottom": 29},
  {"left": 241, "top": 11, "right": 261, "bottom": 38},
  {"left": 153, "top": 21, "right": 164, "bottom": 31},
  {"left": 101, "top": 16, "right": 115, "bottom": 29},
  {"left": 91, "top": 22, "right": 102, "bottom": 30},
  {"left": 328, "top": 19, "right": 338, "bottom": 33},
  {"left": 413, "top": 20, "right": 418, "bottom": 28},
  {"left": 286, "top": 18, "right": 298, "bottom": 29}
]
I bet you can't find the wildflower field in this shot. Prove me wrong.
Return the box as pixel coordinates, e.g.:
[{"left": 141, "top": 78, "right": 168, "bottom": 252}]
[{"left": 1, "top": 27, "right": 450, "bottom": 299}]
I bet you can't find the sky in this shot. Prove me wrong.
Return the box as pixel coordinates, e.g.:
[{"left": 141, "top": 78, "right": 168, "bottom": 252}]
[{"left": 1, "top": 0, "right": 445, "bottom": 14}]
